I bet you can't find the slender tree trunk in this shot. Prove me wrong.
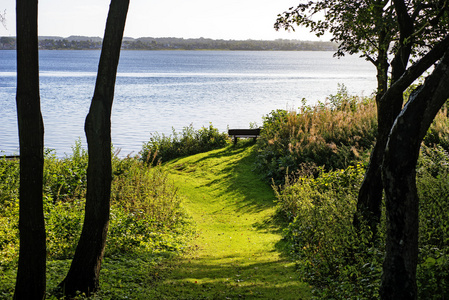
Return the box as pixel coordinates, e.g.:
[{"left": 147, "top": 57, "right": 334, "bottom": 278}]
[
  {"left": 354, "top": 5, "right": 413, "bottom": 235},
  {"left": 354, "top": 89, "right": 404, "bottom": 234},
  {"left": 13, "top": 0, "right": 46, "bottom": 299},
  {"left": 353, "top": 0, "right": 392, "bottom": 233},
  {"left": 354, "top": 70, "right": 385, "bottom": 228},
  {"left": 58, "top": 0, "right": 129, "bottom": 297},
  {"left": 380, "top": 49, "right": 449, "bottom": 299}
]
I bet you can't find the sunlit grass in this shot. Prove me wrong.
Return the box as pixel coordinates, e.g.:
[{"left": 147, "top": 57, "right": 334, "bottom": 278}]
[{"left": 147, "top": 141, "right": 311, "bottom": 299}]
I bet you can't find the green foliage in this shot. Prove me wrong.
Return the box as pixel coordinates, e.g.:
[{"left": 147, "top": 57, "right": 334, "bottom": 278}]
[
  {"left": 108, "top": 160, "right": 192, "bottom": 255},
  {"left": 274, "top": 163, "right": 366, "bottom": 222},
  {"left": 416, "top": 144, "right": 449, "bottom": 299},
  {"left": 275, "top": 164, "right": 384, "bottom": 299},
  {"left": 274, "top": 0, "right": 397, "bottom": 60},
  {"left": 44, "top": 199, "right": 84, "bottom": 260},
  {"left": 272, "top": 143, "right": 449, "bottom": 299},
  {"left": 423, "top": 105, "right": 449, "bottom": 152},
  {"left": 0, "top": 157, "right": 19, "bottom": 206},
  {"left": 266, "top": 94, "right": 449, "bottom": 298},
  {"left": 43, "top": 140, "right": 88, "bottom": 202},
  {"left": 0, "top": 158, "right": 19, "bottom": 270},
  {"left": 255, "top": 87, "right": 377, "bottom": 183},
  {"left": 0, "top": 142, "right": 193, "bottom": 298},
  {"left": 140, "top": 123, "right": 229, "bottom": 165}
]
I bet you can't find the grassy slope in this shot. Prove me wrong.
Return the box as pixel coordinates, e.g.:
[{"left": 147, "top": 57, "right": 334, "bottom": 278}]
[{"left": 148, "top": 142, "right": 311, "bottom": 299}]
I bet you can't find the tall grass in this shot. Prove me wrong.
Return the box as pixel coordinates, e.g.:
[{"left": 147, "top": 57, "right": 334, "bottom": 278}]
[{"left": 255, "top": 86, "right": 377, "bottom": 183}]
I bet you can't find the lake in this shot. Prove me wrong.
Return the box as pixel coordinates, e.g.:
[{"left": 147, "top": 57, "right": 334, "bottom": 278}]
[{"left": 0, "top": 50, "right": 377, "bottom": 157}]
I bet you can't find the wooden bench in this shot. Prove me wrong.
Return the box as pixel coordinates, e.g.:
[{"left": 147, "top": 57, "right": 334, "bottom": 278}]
[{"left": 228, "top": 128, "right": 261, "bottom": 145}]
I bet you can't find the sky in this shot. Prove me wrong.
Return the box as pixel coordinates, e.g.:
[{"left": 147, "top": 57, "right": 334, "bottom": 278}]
[{"left": 0, "top": 0, "right": 329, "bottom": 41}]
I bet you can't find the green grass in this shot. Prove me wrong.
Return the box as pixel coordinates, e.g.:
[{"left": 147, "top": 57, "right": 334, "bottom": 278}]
[
  {"left": 1, "top": 141, "right": 310, "bottom": 299},
  {"left": 146, "top": 141, "right": 311, "bottom": 299}
]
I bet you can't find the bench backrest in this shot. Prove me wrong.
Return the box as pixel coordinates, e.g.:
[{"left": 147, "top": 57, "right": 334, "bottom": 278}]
[{"left": 228, "top": 128, "right": 261, "bottom": 136}]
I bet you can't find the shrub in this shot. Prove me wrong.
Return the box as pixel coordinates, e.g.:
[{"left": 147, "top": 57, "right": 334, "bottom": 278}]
[
  {"left": 274, "top": 144, "right": 449, "bottom": 299},
  {"left": 140, "top": 123, "right": 229, "bottom": 165},
  {"left": 416, "top": 144, "right": 449, "bottom": 298},
  {"left": 43, "top": 140, "right": 88, "bottom": 202},
  {"left": 0, "top": 157, "right": 19, "bottom": 207},
  {"left": 108, "top": 158, "right": 192, "bottom": 255},
  {"left": 265, "top": 89, "right": 449, "bottom": 298},
  {"left": 423, "top": 105, "right": 449, "bottom": 152},
  {"left": 0, "top": 158, "right": 20, "bottom": 270},
  {"left": 255, "top": 87, "right": 377, "bottom": 183},
  {"left": 0, "top": 142, "right": 192, "bottom": 268},
  {"left": 275, "top": 164, "right": 384, "bottom": 299}
]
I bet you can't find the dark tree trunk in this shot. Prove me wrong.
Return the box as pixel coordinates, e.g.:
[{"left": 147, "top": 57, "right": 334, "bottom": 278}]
[
  {"left": 353, "top": 59, "right": 387, "bottom": 231},
  {"left": 13, "top": 1, "right": 46, "bottom": 299},
  {"left": 354, "top": 0, "right": 415, "bottom": 236},
  {"left": 380, "top": 49, "right": 449, "bottom": 300},
  {"left": 58, "top": 0, "right": 129, "bottom": 297},
  {"left": 354, "top": 42, "right": 406, "bottom": 235},
  {"left": 354, "top": 90, "right": 404, "bottom": 235},
  {"left": 355, "top": 32, "right": 449, "bottom": 236}
]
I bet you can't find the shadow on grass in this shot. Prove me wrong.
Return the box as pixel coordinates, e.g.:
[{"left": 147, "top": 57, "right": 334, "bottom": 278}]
[
  {"left": 151, "top": 254, "right": 310, "bottom": 300},
  {"left": 160, "top": 141, "right": 310, "bottom": 299},
  {"left": 199, "top": 141, "right": 276, "bottom": 212}
]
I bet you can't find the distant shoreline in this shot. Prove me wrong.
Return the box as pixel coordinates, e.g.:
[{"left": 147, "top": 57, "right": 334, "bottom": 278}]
[{"left": 0, "top": 36, "right": 337, "bottom": 51}]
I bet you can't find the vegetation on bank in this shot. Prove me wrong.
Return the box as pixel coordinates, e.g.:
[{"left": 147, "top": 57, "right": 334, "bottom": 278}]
[
  {"left": 255, "top": 85, "right": 377, "bottom": 183},
  {"left": 0, "top": 36, "right": 338, "bottom": 51},
  {"left": 140, "top": 124, "right": 229, "bottom": 165},
  {"left": 255, "top": 90, "right": 449, "bottom": 298},
  {"left": 2, "top": 89, "right": 449, "bottom": 298},
  {"left": 0, "top": 142, "right": 193, "bottom": 298},
  {"left": 271, "top": 142, "right": 449, "bottom": 299}
]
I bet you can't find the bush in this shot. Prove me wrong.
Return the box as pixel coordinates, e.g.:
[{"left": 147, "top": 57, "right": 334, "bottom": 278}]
[
  {"left": 0, "top": 142, "right": 193, "bottom": 275},
  {"left": 108, "top": 158, "right": 192, "bottom": 255},
  {"left": 43, "top": 140, "right": 88, "bottom": 202},
  {"left": 423, "top": 105, "right": 449, "bottom": 152},
  {"left": 274, "top": 144, "right": 449, "bottom": 299},
  {"left": 416, "top": 144, "right": 449, "bottom": 299},
  {"left": 265, "top": 89, "right": 449, "bottom": 298},
  {"left": 255, "top": 87, "right": 377, "bottom": 183},
  {"left": 0, "top": 157, "right": 19, "bottom": 207},
  {"left": 140, "top": 123, "right": 229, "bottom": 165},
  {"left": 275, "top": 164, "right": 384, "bottom": 299}
]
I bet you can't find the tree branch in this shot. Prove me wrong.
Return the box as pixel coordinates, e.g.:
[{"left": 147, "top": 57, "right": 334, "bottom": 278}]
[{"left": 382, "top": 34, "right": 449, "bottom": 98}]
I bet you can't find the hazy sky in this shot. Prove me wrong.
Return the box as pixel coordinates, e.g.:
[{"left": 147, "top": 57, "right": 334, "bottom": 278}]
[{"left": 0, "top": 0, "right": 329, "bottom": 41}]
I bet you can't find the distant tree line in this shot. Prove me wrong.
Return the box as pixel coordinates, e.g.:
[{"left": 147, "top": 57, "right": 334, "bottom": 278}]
[
  {"left": 0, "top": 36, "right": 337, "bottom": 51},
  {"left": 121, "top": 37, "right": 337, "bottom": 51},
  {"left": 38, "top": 38, "right": 102, "bottom": 50}
]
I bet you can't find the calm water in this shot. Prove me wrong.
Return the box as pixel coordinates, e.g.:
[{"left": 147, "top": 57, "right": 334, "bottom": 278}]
[{"left": 0, "top": 50, "right": 376, "bottom": 157}]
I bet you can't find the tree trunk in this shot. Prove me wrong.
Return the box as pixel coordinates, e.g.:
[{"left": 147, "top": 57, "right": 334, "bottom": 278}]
[
  {"left": 353, "top": 56, "right": 388, "bottom": 234},
  {"left": 13, "top": 0, "right": 46, "bottom": 299},
  {"left": 58, "top": 0, "right": 129, "bottom": 297},
  {"left": 354, "top": 0, "right": 414, "bottom": 235},
  {"left": 380, "top": 49, "right": 449, "bottom": 299},
  {"left": 354, "top": 90, "right": 404, "bottom": 234}
]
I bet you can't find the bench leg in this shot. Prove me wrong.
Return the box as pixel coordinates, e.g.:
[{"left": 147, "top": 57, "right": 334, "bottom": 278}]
[{"left": 233, "top": 136, "right": 238, "bottom": 145}]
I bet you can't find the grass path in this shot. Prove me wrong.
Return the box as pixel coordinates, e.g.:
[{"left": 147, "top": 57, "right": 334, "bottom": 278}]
[{"left": 148, "top": 144, "right": 310, "bottom": 299}]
